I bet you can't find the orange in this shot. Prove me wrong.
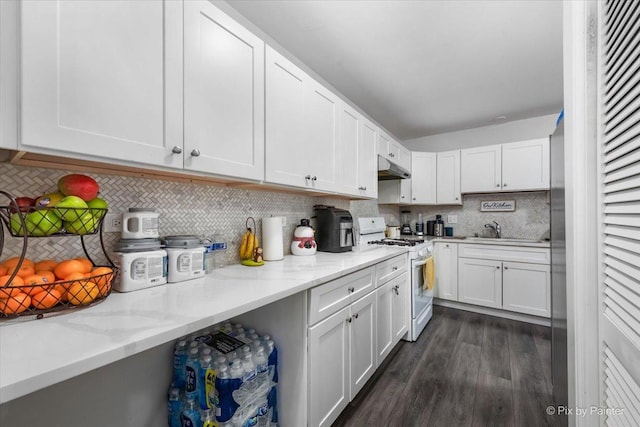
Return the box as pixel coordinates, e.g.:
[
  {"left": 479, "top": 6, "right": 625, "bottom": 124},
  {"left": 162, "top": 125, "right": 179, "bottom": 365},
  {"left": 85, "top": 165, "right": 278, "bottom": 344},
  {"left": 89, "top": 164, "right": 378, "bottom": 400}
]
[
  {"left": 14, "top": 265, "right": 35, "bottom": 278},
  {"left": 21, "top": 274, "right": 52, "bottom": 296},
  {"left": 65, "top": 271, "right": 89, "bottom": 282},
  {"left": 0, "top": 266, "right": 6, "bottom": 276},
  {"left": 75, "top": 258, "right": 94, "bottom": 274},
  {"left": 91, "top": 267, "right": 114, "bottom": 296},
  {"left": 53, "top": 259, "right": 85, "bottom": 280},
  {"left": 0, "top": 293, "right": 31, "bottom": 315},
  {"left": 67, "top": 281, "right": 99, "bottom": 306},
  {"left": 34, "top": 270, "right": 56, "bottom": 284},
  {"left": 0, "top": 275, "right": 24, "bottom": 298},
  {"left": 31, "top": 289, "right": 63, "bottom": 309},
  {"left": 2, "top": 257, "right": 35, "bottom": 270},
  {"left": 34, "top": 259, "right": 58, "bottom": 272}
]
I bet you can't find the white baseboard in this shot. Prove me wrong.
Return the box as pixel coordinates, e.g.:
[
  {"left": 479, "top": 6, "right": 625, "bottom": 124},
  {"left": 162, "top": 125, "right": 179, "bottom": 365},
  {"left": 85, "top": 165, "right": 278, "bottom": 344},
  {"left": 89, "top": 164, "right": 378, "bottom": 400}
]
[{"left": 433, "top": 298, "right": 551, "bottom": 327}]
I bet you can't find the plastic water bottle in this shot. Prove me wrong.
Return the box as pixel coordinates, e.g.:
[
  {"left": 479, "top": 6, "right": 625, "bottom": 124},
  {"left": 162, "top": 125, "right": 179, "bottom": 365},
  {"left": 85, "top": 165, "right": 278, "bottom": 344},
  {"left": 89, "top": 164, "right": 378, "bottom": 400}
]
[
  {"left": 200, "top": 408, "right": 216, "bottom": 427},
  {"left": 213, "top": 364, "right": 228, "bottom": 420},
  {"left": 198, "top": 354, "right": 214, "bottom": 410},
  {"left": 168, "top": 387, "right": 183, "bottom": 427},
  {"left": 185, "top": 347, "right": 200, "bottom": 401},
  {"left": 254, "top": 347, "right": 268, "bottom": 387},
  {"left": 173, "top": 340, "right": 189, "bottom": 389},
  {"left": 242, "top": 353, "right": 257, "bottom": 383},
  {"left": 216, "top": 360, "right": 243, "bottom": 423},
  {"left": 180, "top": 398, "right": 201, "bottom": 427},
  {"left": 265, "top": 339, "right": 278, "bottom": 425}
]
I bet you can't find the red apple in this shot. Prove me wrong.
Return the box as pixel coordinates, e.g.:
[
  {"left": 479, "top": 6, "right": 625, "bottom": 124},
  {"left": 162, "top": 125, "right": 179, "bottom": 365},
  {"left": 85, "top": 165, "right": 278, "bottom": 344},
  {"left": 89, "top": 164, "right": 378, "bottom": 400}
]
[
  {"left": 9, "top": 197, "right": 36, "bottom": 214},
  {"left": 57, "top": 174, "right": 100, "bottom": 201}
]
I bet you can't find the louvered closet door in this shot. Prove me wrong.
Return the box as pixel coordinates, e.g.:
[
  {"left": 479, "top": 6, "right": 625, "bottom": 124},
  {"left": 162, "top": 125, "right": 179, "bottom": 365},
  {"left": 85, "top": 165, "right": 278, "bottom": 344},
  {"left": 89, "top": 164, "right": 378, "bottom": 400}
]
[{"left": 601, "top": 0, "right": 640, "bottom": 424}]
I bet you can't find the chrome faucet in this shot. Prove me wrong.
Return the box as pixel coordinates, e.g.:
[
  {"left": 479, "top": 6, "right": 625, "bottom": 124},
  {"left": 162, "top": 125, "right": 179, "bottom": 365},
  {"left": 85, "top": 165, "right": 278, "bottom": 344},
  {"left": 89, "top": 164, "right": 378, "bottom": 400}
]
[{"left": 484, "top": 221, "right": 502, "bottom": 238}]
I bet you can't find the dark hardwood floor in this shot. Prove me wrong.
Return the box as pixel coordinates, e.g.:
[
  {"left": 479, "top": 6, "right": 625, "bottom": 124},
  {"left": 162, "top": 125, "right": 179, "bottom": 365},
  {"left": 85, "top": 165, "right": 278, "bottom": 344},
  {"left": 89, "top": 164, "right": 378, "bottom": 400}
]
[{"left": 333, "top": 306, "right": 565, "bottom": 427}]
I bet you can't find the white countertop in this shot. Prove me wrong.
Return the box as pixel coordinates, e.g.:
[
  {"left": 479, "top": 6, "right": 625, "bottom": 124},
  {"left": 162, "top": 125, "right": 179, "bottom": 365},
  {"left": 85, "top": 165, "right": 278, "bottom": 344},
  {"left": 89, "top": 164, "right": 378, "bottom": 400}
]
[
  {"left": 0, "top": 246, "right": 406, "bottom": 404},
  {"left": 432, "top": 237, "right": 550, "bottom": 248}
]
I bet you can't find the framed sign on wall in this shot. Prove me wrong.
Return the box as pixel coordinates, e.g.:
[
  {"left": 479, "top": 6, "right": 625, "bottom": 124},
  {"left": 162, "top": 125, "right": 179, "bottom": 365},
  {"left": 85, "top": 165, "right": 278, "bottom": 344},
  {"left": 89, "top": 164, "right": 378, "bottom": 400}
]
[{"left": 480, "top": 200, "right": 516, "bottom": 212}]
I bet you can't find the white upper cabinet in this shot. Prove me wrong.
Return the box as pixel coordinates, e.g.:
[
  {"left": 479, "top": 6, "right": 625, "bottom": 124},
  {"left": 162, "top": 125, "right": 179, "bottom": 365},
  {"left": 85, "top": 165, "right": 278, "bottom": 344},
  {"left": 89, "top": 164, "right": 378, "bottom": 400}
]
[
  {"left": 265, "top": 46, "right": 338, "bottom": 192},
  {"left": 410, "top": 152, "right": 437, "bottom": 204},
  {"left": 378, "top": 131, "right": 394, "bottom": 162},
  {"left": 461, "top": 138, "right": 549, "bottom": 193},
  {"left": 0, "top": 0, "right": 18, "bottom": 149},
  {"left": 359, "top": 118, "right": 378, "bottom": 199},
  {"left": 19, "top": 0, "right": 183, "bottom": 168},
  {"left": 501, "top": 138, "right": 550, "bottom": 191},
  {"left": 436, "top": 150, "right": 462, "bottom": 204},
  {"left": 183, "top": 0, "right": 264, "bottom": 180},
  {"left": 461, "top": 145, "right": 502, "bottom": 193},
  {"left": 377, "top": 179, "right": 411, "bottom": 204},
  {"left": 397, "top": 143, "right": 412, "bottom": 172},
  {"left": 338, "top": 103, "right": 361, "bottom": 196}
]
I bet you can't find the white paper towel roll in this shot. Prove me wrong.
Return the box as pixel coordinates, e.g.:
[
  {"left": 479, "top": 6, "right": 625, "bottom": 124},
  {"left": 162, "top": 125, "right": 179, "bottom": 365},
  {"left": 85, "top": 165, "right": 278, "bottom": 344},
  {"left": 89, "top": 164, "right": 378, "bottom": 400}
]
[{"left": 262, "top": 216, "right": 284, "bottom": 261}]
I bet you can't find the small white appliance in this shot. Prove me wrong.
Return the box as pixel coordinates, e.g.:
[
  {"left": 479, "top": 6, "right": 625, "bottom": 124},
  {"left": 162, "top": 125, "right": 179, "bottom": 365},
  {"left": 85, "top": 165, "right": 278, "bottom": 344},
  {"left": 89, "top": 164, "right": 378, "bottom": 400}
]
[{"left": 358, "top": 217, "right": 434, "bottom": 341}]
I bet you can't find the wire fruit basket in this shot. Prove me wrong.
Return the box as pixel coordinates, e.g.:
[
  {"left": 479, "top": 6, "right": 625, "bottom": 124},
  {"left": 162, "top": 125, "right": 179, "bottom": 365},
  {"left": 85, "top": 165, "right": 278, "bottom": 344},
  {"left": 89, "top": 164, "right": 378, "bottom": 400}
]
[{"left": 0, "top": 190, "right": 117, "bottom": 320}]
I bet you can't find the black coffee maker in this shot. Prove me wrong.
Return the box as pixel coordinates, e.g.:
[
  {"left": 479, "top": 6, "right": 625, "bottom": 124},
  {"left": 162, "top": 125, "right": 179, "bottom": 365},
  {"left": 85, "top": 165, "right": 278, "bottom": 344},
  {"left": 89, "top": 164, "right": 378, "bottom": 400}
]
[{"left": 314, "top": 206, "right": 354, "bottom": 252}]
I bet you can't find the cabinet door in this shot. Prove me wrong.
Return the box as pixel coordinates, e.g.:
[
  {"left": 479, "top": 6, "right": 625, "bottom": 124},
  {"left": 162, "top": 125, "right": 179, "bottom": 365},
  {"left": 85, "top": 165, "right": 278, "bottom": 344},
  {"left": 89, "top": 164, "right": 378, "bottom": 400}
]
[
  {"left": 375, "top": 281, "right": 394, "bottom": 362},
  {"left": 306, "top": 80, "right": 339, "bottom": 192},
  {"left": 377, "top": 180, "right": 411, "bottom": 204},
  {"left": 436, "top": 150, "right": 462, "bottom": 204},
  {"left": 411, "top": 152, "right": 437, "bottom": 204},
  {"left": 350, "top": 292, "right": 377, "bottom": 399},
  {"left": 20, "top": 0, "right": 183, "bottom": 167},
  {"left": 308, "top": 306, "right": 350, "bottom": 427},
  {"left": 433, "top": 242, "right": 458, "bottom": 301},
  {"left": 391, "top": 273, "right": 409, "bottom": 344},
  {"left": 265, "top": 46, "right": 308, "bottom": 188},
  {"left": 359, "top": 118, "right": 378, "bottom": 199},
  {"left": 460, "top": 145, "right": 502, "bottom": 193},
  {"left": 502, "top": 261, "right": 550, "bottom": 317},
  {"left": 378, "top": 131, "right": 394, "bottom": 161},
  {"left": 397, "top": 144, "right": 412, "bottom": 172},
  {"left": 502, "top": 138, "right": 550, "bottom": 191},
  {"left": 338, "top": 102, "right": 360, "bottom": 196},
  {"left": 458, "top": 258, "right": 502, "bottom": 308},
  {"left": 0, "top": 0, "right": 18, "bottom": 149},
  {"left": 184, "top": 1, "right": 264, "bottom": 180}
]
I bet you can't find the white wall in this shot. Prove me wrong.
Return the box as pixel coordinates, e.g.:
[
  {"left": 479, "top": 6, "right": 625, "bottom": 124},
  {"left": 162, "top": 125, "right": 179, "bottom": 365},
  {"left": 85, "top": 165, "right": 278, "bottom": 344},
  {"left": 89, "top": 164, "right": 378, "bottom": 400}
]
[{"left": 403, "top": 114, "right": 558, "bottom": 152}]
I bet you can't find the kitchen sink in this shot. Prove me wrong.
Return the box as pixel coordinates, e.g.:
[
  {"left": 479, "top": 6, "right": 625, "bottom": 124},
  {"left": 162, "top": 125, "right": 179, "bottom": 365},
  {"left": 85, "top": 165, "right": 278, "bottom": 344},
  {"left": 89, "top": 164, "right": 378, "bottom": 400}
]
[{"left": 465, "top": 237, "right": 547, "bottom": 244}]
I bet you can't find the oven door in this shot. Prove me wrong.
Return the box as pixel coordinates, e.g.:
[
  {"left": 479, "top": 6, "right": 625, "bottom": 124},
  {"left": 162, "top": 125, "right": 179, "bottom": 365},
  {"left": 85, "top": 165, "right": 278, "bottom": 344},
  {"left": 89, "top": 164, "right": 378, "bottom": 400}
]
[{"left": 411, "top": 256, "right": 433, "bottom": 318}]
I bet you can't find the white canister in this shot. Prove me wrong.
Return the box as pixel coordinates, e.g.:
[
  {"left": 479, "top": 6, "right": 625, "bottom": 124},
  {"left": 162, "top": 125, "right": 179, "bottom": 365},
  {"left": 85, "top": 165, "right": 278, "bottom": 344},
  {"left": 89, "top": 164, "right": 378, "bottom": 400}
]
[
  {"left": 112, "top": 239, "right": 168, "bottom": 292},
  {"left": 122, "top": 208, "right": 160, "bottom": 239},
  {"left": 163, "top": 235, "right": 205, "bottom": 283}
]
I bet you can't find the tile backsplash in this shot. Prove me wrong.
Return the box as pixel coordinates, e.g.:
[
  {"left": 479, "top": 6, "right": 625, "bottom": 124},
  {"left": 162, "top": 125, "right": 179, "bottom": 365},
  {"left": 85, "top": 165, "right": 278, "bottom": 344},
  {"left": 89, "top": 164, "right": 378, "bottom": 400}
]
[
  {"left": 0, "top": 163, "right": 349, "bottom": 266},
  {"left": 352, "top": 191, "right": 550, "bottom": 240}
]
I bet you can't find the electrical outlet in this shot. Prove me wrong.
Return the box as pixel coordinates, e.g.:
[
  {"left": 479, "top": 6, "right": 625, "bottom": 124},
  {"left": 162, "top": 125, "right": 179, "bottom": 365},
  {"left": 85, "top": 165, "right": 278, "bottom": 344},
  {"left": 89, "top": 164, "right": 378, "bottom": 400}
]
[
  {"left": 103, "top": 213, "right": 123, "bottom": 233},
  {"left": 447, "top": 215, "right": 458, "bottom": 224}
]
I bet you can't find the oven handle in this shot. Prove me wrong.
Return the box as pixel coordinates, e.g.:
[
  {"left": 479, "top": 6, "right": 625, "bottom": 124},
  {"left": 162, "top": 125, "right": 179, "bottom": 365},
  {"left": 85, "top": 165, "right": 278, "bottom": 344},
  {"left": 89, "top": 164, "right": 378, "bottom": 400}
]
[{"left": 413, "top": 258, "right": 428, "bottom": 268}]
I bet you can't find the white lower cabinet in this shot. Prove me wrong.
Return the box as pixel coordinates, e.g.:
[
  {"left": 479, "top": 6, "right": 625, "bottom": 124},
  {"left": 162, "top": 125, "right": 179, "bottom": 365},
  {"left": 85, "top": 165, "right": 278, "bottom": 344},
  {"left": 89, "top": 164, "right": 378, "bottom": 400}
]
[
  {"left": 455, "top": 244, "right": 551, "bottom": 317},
  {"left": 458, "top": 257, "right": 503, "bottom": 309},
  {"left": 433, "top": 242, "right": 458, "bottom": 301},
  {"left": 391, "top": 273, "right": 409, "bottom": 343},
  {"left": 502, "top": 261, "right": 550, "bottom": 317},
  {"left": 308, "top": 306, "right": 350, "bottom": 427},
  {"left": 308, "top": 291, "right": 376, "bottom": 427},
  {"left": 375, "top": 280, "right": 393, "bottom": 362}
]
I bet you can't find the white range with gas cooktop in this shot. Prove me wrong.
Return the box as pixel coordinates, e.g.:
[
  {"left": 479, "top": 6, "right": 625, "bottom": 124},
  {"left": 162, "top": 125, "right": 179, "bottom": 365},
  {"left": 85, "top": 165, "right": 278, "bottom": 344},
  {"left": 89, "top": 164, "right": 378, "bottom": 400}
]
[{"left": 358, "top": 217, "right": 434, "bottom": 341}]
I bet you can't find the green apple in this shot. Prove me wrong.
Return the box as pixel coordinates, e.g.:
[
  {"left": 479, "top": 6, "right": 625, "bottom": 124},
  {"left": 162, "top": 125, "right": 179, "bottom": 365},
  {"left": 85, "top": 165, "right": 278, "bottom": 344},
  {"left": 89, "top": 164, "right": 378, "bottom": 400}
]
[
  {"left": 9, "top": 213, "right": 27, "bottom": 235},
  {"left": 86, "top": 197, "right": 108, "bottom": 220},
  {"left": 25, "top": 209, "right": 63, "bottom": 236},
  {"left": 64, "top": 211, "right": 99, "bottom": 235},
  {"left": 54, "top": 196, "right": 89, "bottom": 221}
]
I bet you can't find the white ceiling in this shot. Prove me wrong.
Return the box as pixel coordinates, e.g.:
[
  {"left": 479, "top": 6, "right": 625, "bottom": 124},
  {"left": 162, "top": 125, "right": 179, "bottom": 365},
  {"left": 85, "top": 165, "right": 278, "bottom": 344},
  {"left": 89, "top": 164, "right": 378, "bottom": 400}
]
[{"left": 227, "top": 0, "right": 564, "bottom": 141}]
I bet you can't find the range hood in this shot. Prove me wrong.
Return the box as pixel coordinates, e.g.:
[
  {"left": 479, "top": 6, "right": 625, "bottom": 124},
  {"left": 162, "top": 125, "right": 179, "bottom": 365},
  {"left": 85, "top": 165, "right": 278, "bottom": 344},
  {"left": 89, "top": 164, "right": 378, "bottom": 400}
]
[{"left": 378, "top": 156, "right": 411, "bottom": 180}]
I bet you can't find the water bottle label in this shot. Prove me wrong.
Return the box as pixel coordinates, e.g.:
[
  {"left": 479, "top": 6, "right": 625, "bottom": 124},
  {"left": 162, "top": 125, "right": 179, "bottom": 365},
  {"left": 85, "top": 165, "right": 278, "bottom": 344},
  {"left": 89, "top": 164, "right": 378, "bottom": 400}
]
[
  {"left": 203, "top": 420, "right": 216, "bottom": 427},
  {"left": 205, "top": 368, "right": 216, "bottom": 409},
  {"left": 209, "top": 332, "right": 245, "bottom": 354},
  {"left": 181, "top": 412, "right": 198, "bottom": 427},
  {"left": 246, "top": 415, "right": 258, "bottom": 427},
  {"left": 185, "top": 365, "right": 197, "bottom": 397}
]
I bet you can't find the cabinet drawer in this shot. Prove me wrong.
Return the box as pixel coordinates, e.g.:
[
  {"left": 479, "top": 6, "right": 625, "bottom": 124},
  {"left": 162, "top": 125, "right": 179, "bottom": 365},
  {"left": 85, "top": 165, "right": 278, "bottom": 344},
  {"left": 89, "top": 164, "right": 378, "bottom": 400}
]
[
  {"left": 309, "top": 267, "right": 375, "bottom": 325},
  {"left": 458, "top": 244, "right": 549, "bottom": 264},
  {"left": 376, "top": 254, "right": 407, "bottom": 286}
]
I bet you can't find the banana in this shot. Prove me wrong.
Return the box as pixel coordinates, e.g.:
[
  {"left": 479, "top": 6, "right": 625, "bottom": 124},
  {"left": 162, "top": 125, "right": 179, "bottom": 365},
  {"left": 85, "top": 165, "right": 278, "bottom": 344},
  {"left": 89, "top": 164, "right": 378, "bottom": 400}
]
[{"left": 239, "top": 229, "right": 252, "bottom": 260}]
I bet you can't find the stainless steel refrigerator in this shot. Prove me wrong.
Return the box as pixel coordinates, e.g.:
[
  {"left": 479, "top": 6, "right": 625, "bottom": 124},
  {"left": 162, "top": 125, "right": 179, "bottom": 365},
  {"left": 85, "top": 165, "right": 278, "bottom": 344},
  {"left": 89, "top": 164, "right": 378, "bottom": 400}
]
[{"left": 550, "top": 120, "right": 568, "bottom": 412}]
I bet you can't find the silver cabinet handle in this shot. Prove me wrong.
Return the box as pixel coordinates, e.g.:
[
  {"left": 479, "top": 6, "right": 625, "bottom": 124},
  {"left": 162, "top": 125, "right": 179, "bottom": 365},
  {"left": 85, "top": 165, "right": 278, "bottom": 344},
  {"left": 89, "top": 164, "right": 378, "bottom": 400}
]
[
  {"left": 389, "top": 153, "right": 395, "bottom": 157},
  {"left": 172, "top": 146, "right": 183, "bottom": 154},
  {"left": 312, "top": 176, "right": 317, "bottom": 181},
  {"left": 305, "top": 175, "right": 311, "bottom": 181},
  {"left": 496, "top": 266, "right": 500, "bottom": 269},
  {"left": 445, "top": 244, "right": 449, "bottom": 248},
  {"left": 503, "top": 183, "right": 508, "bottom": 187},
  {"left": 346, "top": 316, "right": 352, "bottom": 323},
  {"left": 401, "top": 195, "right": 405, "bottom": 199},
  {"left": 504, "top": 266, "right": 509, "bottom": 270},
  {"left": 348, "top": 286, "right": 355, "bottom": 293},
  {"left": 496, "top": 184, "right": 500, "bottom": 187},
  {"left": 393, "top": 285, "right": 399, "bottom": 295},
  {"left": 455, "top": 197, "right": 459, "bottom": 200},
  {"left": 413, "top": 197, "right": 416, "bottom": 200},
  {"left": 392, "top": 266, "right": 398, "bottom": 271},
  {"left": 353, "top": 313, "right": 359, "bottom": 319},
  {"left": 190, "top": 149, "right": 201, "bottom": 157}
]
